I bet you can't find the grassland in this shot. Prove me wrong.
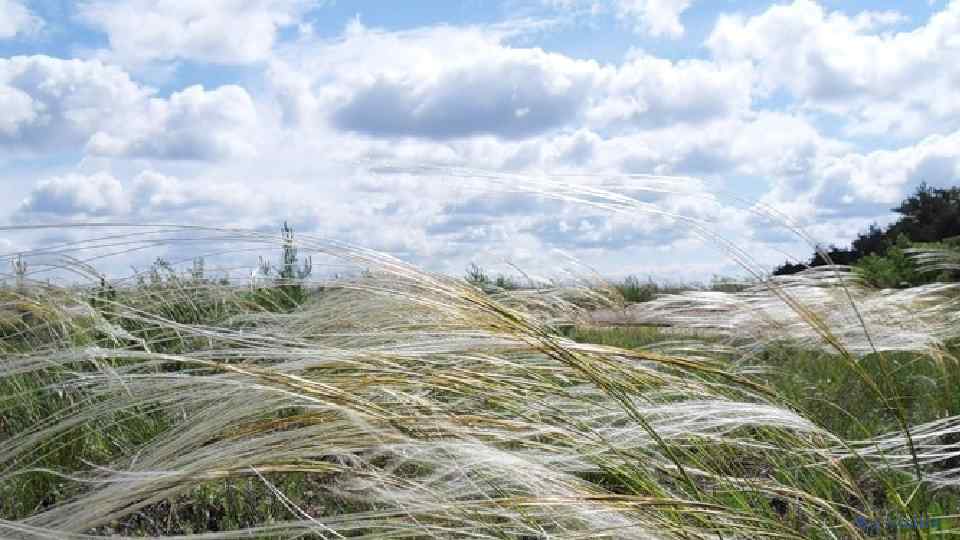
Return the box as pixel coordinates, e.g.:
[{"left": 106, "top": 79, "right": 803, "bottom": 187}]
[{"left": 1, "top": 226, "right": 960, "bottom": 539}]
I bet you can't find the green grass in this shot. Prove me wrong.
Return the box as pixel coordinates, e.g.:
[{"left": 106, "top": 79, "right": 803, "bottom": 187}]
[{"left": 567, "top": 324, "right": 665, "bottom": 349}]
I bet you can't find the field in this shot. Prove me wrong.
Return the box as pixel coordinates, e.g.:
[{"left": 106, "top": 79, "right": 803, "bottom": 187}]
[{"left": 1, "top": 226, "right": 960, "bottom": 539}]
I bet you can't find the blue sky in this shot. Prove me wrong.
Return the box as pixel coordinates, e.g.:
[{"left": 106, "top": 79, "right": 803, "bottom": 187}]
[{"left": 2, "top": 0, "right": 960, "bottom": 281}]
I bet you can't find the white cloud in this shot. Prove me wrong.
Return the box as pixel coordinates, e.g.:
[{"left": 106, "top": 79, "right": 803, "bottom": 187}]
[
  {"left": 613, "top": 0, "right": 694, "bottom": 38},
  {"left": 588, "top": 51, "right": 752, "bottom": 129},
  {"left": 78, "top": 0, "right": 315, "bottom": 66},
  {"left": 0, "top": 0, "right": 43, "bottom": 39},
  {"left": 329, "top": 45, "right": 597, "bottom": 139},
  {"left": 814, "top": 129, "right": 960, "bottom": 207},
  {"left": 270, "top": 21, "right": 749, "bottom": 140},
  {"left": 18, "top": 173, "right": 130, "bottom": 216},
  {"left": 755, "top": 128, "right": 960, "bottom": 240},
  {"left": 88, "top": 85, "right": 259, "bottom": 160},
  {"left": 272, "top": 23, "right": 600, "bottom": 139},
  {"left": 0, "top": 56, "right": 152, "bottom": 152},
  {"left": 0, "top": 56, "right": 258, "bottom": 160},
  {"left": 449, "top": 110, "right": 840, "bottom": 180},
  {"left": 707, "top": 0, "right": 960, "bottom": 137},
  {"left": 128, "top": 170, "right": 277, "bottom": 217},
  {"left": 17, "top": 170, "right": 269, "bottom": 221},
  {"left": 0, "top": 84, "right": 36, "bottom": 135}
]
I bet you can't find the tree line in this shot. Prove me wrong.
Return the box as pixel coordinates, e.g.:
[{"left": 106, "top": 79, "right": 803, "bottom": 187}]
[{"left": 773, "top": 182, "right": 960, "bottom": 287}]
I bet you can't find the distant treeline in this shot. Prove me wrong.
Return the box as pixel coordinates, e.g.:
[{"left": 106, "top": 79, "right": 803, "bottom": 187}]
[{"left": 773, "top": 183, "right": 960, "bottom": 287}]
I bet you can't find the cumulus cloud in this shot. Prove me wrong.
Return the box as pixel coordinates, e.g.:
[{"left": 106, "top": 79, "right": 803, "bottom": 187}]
[
  {"left": 588, "top": 51, "right": 752, "bottom": 129},
  {"left": 77, "top": 0, "right": 315, "bottom": 65},
  {"left": 88, "top": 85, "right": 259, "bottom": 160},
  {"left": 18, "top": 173, "right": 130, "bottom": 217},
  {"left": 272, "top": 21, "right": 749, "bottom": 140},
  {"left": 16, "top": 170, "right": 268, "bottom": 220},
  {"left": 274, "top": 23, "right": 599, "bottom": 139},
  {"left": 0, "top": 56, "right": 258, "bottom": 160},
  {"left": 707, "top": 0, "right": 960, "bottom": 137},
  {"left": 128, "top": 170, "right": 281, "bottom": 216},
  {"left": 814, "top": 129, "right": 960, "bottom": 208},
  {"left": 0, "top": 56, "right": 151, "bottom": 150},
  {"left": 331, "top": 54, "right": 594, "bottom": 139},
  {"left": 756, "top": 128, "right": 960, "bottom": 236},
  {"left": 504, "top": 110, "right": 841, "bottom": 179},
  {"left": 0, "top": 0, "right": 43, "bottom": 39}
]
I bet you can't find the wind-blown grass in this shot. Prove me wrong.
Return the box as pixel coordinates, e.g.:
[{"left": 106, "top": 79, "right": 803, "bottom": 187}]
[{"left": 0, "top": 213, "right": 958, "bottom": 538}]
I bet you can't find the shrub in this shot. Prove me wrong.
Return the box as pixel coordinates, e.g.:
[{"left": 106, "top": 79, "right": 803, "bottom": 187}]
[
  {"left": 854, "top": 235, "right": 925, "bottom": 288},
  {"left": 613, "top": 275, "right": 659, "bottom": 302}
]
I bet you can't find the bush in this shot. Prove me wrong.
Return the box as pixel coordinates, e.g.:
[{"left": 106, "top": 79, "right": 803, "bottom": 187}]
[
  {"left": 854, "top": 235, "right": 925, "bottom": 289},
  {"left": 613, "top": 275, "right": 659, "bottom": 303}
]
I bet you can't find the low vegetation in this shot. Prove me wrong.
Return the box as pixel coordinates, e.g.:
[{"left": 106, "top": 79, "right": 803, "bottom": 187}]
[{"left": 1, "top": 211, "right": 959, "bottom": 539}]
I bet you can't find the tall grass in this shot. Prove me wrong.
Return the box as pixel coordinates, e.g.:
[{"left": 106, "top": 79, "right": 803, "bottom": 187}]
[{"left": 0, "top": 218, "right": 958, "bottom": 538}]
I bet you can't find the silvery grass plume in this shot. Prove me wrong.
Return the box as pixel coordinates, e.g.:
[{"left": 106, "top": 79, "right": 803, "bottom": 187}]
[
  {"left": 626, "top": 265, "right": 960, "bottom": 355},
  {"left": 908, "top": 245, "right": 960, "bottom": 274},
  {"left": 0, "top": 188, "right": 955, "bottom": 540}
]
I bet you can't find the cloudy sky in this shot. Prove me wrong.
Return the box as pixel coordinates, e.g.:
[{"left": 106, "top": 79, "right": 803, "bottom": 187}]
[{"left": 2, "top": 0, "right": 959, "bottom": 281}]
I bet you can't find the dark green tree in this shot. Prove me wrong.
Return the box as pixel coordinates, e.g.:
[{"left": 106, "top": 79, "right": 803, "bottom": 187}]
[
  {"left": 851, "top": 223, "right": 887, "bottom": 258},
  {"left": 888, "top": 182, "right": 960, "bottom": 243}
]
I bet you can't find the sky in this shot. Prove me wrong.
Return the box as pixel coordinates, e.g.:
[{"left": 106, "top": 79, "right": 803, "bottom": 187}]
[{"left": 2, "top": 0, "right": 959, "bottom": 282}]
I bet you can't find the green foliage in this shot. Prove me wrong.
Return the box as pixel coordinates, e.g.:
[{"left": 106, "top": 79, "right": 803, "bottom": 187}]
[
  {"left": 494, "top": 274, "right": 517, "bottom": 290},
  {"left": 569, "top": 325, "right": 664, "bottom": 349},
  {"left": 613, "top": 275, "right": 659, "bottom": 303},
  {"left": 89, "top": 276, "right": 117, "bottom": 312},
  {"left": 0, "top": 360, "right": 173, "bottom": 519},
  {"left": 245, "top": 283, "right": 308, "bottom": 312},
  {"left": 752, "top": 341, "right": 960, "bottom": 439},
  {"left": 190, "top": 257, "right": 205, "bottom": 282},
  {"left": 708, "top": 275, "right": 751, "bottom": 293},
  {"left": 853, "top": 234, "right": 959, "bottom": 288},
  {"left": 854, "top": 235, "right": 925, "bottom": 289}
]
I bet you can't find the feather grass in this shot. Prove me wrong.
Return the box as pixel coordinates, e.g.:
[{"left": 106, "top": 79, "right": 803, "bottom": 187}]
[{"left": 0, "top": 200, "right": 957, "bottom": 538}]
